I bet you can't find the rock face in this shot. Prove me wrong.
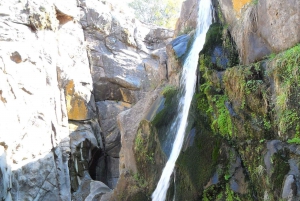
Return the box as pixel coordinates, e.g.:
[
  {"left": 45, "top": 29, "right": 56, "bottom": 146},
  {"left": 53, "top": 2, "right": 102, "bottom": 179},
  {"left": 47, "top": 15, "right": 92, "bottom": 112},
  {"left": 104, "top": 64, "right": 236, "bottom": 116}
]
[
  {"left": 0, "top": 0, "right": 173, "bottom": 200},
  {"left": 218, "top": 0, "right": 300, "bottom": 64},
  {"left": 96, "top": 101, "right": 130, "bottom": 188},
  {"left": 3, "top": 0, "right": 299, "bottom": 200},
  {"left": 177, "top": 0, "right": 300, "bottom": 199},
  {"left": 0, "top": 0, "right": 77, "bottom": 199},
  {"left": 80, "top": 0, "right": 172, "bottom": 104},
  {"left": 174, "top": 0, "right": 199, "bottom": 36}
]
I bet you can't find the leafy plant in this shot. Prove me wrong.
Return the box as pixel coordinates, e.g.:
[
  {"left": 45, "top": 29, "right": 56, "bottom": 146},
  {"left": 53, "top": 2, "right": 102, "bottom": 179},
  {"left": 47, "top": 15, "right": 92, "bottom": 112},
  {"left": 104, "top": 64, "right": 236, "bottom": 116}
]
[
  {"left": 211, "top": 95, "right": 234, "bottom": 137},
  {"left": 287, "top": 137, "right": 300, "bottom": 144}
]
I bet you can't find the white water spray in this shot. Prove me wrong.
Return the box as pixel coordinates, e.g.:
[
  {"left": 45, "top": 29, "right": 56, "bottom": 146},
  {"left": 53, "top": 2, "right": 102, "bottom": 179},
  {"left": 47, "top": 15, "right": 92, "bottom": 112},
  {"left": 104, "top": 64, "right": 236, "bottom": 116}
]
[{"left": 151, "top": 0, "right": 212, "bottom": 200}]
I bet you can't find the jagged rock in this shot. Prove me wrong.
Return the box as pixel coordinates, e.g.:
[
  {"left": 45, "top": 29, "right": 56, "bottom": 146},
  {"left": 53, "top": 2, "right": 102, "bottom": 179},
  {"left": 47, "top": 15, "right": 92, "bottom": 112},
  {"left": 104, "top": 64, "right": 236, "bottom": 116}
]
[
  {"left": 0, "top": 0, "right": 101, "bottom": 200},
  {"left": 170, "top": 34, "right": 191, "bottom": 59},
  {"left": 166, "top": 40, "right": 182, "bottom": 86},
  {"left": 68, "top": 121, "right": 103, "bottom": 191},
  {"left": 10, "top": 149, "right": 70, "bottom": 201},
  {"left": 0, "top": 2, "right": 73, "bottom": 196},
  {"left": 72, "top": 172, "right": 112, "bottom": 201},
  {"left": 56, "top": 19, "right": 95, "bottom": 121},
  {"left": 79, "top": 0, "right": 172, "bottom": 103}
]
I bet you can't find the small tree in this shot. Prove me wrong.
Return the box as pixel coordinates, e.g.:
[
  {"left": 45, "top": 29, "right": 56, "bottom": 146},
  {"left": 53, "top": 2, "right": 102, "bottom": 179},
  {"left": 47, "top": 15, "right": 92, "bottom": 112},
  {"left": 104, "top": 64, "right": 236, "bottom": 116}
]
[{"left": 128, "top": 0, "right": 183, "bottom": 29}]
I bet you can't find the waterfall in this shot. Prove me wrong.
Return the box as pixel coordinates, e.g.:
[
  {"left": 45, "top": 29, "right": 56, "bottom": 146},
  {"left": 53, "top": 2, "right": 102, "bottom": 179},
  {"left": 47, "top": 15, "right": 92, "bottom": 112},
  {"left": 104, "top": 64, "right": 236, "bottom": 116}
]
[{"left": 151, "top": 0, "right": 212, "bottom": 200}]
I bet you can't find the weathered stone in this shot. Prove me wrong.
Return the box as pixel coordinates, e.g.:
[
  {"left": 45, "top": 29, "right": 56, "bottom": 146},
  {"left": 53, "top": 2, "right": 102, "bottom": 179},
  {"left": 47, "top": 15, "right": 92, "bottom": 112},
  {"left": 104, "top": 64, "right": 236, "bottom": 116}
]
[
  {"left": 97, "top": 101, "right": 130, "bottom": 157},
  {"left": 219, "top": 0, "right": 300, "bottom": 64},
  {"left": 166, "top": 41, "right": 182, "bottom": 86},
  {"left": 170, "top": 34, "right": 191, "bottom": 59},
  {"left": 107, "top": 157, "right": 120, "bottom": 189},
  {"left": 72, "top": 172, "right": 111, "bottom": 201},
  {"left": 80, "top": 0, "right": 172, "bottom": 103},
  {"left": 282, "top": 175, "right": 297, "bottom": 200},
  {"left": 174, "top": 0, "right": 199, "bottom": 36},
  {"left": 117, "top": 89, "right": 161, "bottom": 175},
  {"left": 56, "top": 21, "right": 95, "bottom": 121},
  {"left": 11, "top": 151, "right": 70, "bottom": 201}
]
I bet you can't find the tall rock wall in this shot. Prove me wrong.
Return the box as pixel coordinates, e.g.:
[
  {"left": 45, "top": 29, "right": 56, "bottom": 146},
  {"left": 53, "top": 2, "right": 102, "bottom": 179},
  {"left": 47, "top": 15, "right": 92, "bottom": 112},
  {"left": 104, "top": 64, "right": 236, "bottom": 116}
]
[{"left": 0, "top": 0, "right": 174, "bottom": 200}]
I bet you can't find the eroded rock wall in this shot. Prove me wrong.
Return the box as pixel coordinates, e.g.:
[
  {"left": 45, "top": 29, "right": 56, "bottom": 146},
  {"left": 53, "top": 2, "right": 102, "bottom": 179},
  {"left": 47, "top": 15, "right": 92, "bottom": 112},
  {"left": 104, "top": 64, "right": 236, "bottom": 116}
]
[
  {"left": 0, "top": 0, "right": 173, "bottom": 200},
  {"left": 0, "top": 0, "right": 174, "bottom": 200}
]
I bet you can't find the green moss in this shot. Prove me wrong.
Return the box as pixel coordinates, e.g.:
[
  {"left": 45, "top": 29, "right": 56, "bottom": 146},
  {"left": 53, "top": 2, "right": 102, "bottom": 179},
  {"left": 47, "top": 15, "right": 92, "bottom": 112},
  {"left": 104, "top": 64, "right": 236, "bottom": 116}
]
[
  {"left": 175, "top": 97, "right": 220, "bottom": 200},
  {"left": 201, "top": 23, "right": 223, "bottom": 55},
  {"left": 211, "top": 95, "right": 234, "bottom": 137},
  {"left": 152, "top": 87, "right": 178, "bottom": 128},
  {"left": 133, "top": 120, "right": 166, "bottom": 197},
  {"left": 287, "top": 137, "right": 300, "bottom": 144},
  {"left": 268, "top": 44, "right": 300, "bottom": 138},
  {"left": 271, "top": 152, "right": 290, "bottom": 197},
  {"left": 278, "top": 110, "right": 299, "bottom": 134},
  {"left": 212, "top": 140, "right": 221, "bottom": 163},
  {"left": 200, "top": 22, "right": 239, "bottom": 70}
]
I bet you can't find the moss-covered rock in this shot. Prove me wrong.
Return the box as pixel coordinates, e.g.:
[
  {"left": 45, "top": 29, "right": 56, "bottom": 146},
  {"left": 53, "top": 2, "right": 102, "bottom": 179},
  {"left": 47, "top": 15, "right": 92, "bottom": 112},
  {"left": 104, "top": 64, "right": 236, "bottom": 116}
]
[
  {"left": 200, "top": 22, "right": 239, "bottom": 71},
  {"left": 191, "top": 7, "right": 300, "bottom": 199},
  {"left": 134, "top": 120, "right": 166, "bottom": 194},
  {"left": 111, "top": 120, "right": 165, "bottom": 201},
  {"left": 174, "top": 97, "right": 221, "bottom": 200}
]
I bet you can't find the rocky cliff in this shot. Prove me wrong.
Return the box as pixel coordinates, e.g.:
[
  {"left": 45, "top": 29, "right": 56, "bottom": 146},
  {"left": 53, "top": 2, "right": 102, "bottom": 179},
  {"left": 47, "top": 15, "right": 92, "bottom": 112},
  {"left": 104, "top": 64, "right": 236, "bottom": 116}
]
[
  {"left": 0, "top": 0, "right": 173, "bottom": 200},
  {"left": 171, "top": 0, "right": 300, "bottom": 201},
  {"left": 1, "top": 0, "right": 300, "bottom": 201}
]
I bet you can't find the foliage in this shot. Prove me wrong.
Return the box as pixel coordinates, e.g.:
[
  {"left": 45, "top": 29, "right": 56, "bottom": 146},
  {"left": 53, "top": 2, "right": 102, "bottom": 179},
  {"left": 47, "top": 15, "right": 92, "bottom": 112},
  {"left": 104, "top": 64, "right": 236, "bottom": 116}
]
[
  {"left": 128, "top": 0, "right": 183, "bottom": 29},
  {"left": 245, "top": 80, "right": 263, "bottom": 94},
  {"left": 161, "top": 85, "right": 176, "bottom": 96},
  {"left": 287, "top": 137, "right": 300, "bottom": 144},
  {"left": 251, "top": 0, "right": 258, "bottom": 5},
  {"left": 133, "top": 173, "right": 148, "bottom": 188},
  {"left": 211, "top": 95, "right": 234, "bottom": 138},
  {"left": 200, "top": 23, "right": 239, "bottom": 70},
  {"left": 268, "top": 44, "right": 300, "bottom": 136}
]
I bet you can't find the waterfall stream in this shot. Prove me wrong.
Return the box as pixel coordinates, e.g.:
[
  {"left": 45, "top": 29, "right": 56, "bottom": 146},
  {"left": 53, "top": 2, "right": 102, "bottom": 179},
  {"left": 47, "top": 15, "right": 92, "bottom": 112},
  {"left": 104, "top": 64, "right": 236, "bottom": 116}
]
[{"left": 151, "top": 0, "right": 212, "bottom": 200}]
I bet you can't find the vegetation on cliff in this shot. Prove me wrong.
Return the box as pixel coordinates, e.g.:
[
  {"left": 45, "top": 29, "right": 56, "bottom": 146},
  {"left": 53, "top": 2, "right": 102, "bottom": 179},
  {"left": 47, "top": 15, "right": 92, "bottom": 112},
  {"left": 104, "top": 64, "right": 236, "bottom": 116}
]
[{"left": 128, "top": 0, "right": 183, "bottom": 28}]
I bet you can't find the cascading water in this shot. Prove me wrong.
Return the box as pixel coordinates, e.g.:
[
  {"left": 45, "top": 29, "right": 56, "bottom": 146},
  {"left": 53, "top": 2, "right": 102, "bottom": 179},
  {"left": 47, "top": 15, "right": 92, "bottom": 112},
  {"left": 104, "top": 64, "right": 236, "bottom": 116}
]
[{"left": 151, "top": 0, "right": 212, "bottom": 200}]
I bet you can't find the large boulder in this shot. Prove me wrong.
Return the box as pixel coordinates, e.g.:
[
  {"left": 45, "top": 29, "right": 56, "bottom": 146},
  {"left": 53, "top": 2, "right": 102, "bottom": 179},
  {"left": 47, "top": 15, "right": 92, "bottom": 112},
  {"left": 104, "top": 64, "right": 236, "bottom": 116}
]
[
  {"left": 72, "top": 172, "right": 112, "bottom": 201},
  {"left": 218, "top": 0, "right": 300, "bottom": 64},
  {"left": 117, "top": 89, "right": 161, "bottom": 175},
  {"left": 110, "top": 89, "right": 166, "bottom": 200}
]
